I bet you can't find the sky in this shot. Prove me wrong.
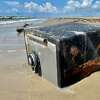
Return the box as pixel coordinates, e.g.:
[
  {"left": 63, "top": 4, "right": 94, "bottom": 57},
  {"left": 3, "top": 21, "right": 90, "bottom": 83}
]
[{"left": 0, "top": 0, "right": 100, "bottom": 17}]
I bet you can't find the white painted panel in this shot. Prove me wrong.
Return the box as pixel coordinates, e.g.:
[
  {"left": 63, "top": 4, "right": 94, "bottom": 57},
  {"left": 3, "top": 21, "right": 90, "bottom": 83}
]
[{"left": 27, "top": 34, "right": 58, "bottom": 86}]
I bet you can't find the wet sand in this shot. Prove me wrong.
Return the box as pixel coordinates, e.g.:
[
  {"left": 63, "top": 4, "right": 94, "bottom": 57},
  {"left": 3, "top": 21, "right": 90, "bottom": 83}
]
[{"left": 0, "top": 19, "right": 100, "bottom": 100}]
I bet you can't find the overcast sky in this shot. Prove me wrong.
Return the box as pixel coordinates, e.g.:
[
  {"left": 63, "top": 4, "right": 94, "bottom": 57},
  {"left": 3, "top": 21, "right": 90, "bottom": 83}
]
[{"left": 0, "top": 0, "right": 100, "bottom": 17}]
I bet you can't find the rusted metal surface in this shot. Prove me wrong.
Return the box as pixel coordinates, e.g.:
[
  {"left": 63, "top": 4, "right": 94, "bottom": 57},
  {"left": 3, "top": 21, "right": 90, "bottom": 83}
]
[
  {"left": 79, "top": 58, "right": 100, "bottom": 77},
  {"left": 22, "top": 23, "right": 100, "bottom": 87},
  {"left": 70, "top": 46, "right": 81, "bottom": 65},
  {"left": 64, "top": 58, "right": 100, "bottom": 86}
]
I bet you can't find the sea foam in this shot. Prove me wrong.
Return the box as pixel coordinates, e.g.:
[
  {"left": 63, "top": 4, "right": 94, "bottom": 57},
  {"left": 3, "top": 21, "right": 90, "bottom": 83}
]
[{"left": 0, "top": 19, "right": 45, "bottom": 25}]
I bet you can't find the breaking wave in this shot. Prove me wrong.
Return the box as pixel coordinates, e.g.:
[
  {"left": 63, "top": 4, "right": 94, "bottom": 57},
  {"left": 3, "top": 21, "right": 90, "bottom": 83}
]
[{"left": 0, "top": 19, "right": 45, "bottom": 25}]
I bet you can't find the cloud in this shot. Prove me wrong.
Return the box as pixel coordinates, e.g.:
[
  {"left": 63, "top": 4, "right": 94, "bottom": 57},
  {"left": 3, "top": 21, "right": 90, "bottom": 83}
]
[
  {"left": 81, "top": 0, "right": 93, "bottom": 8},
  {"left": 39, "top": 2, "right": 57, "bottom": 13},
  {"left": 4, "top": 1, "right": 22, "bottom": 8},
  {"left": 63, "top": 0, "right": 81, "bottom": 12},
  {"left": 24, "top": 1, "right": 57, "bottom": 13},
  {"left": 63, "top": 0, "right": 100, "bottom": 13},
  {"left": 2, "top": 0, "right": 100, "bottom": 16},
  {"left": 24, "top": 2, "right": 38, "bottom": 11},
  {"left": 67, "top": 0, "right": 80, "bottom": 8},
  {"left": 4, "top": 1, "right": 20, "bottom": 6},
  {"left": 92, "top": 1, "right": 100, "bottom": 9},
  {"left": 5, "top": 8, "right": 18, "bottom": 14}
]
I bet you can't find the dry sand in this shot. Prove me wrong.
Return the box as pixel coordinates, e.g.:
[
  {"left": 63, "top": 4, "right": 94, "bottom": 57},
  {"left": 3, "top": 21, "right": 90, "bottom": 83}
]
[
  {"left": 0, "top": 18, "right": 100, "bottom": 100},
  {"left": 41, "top": 18, "right": 100, "bottom": 27}
]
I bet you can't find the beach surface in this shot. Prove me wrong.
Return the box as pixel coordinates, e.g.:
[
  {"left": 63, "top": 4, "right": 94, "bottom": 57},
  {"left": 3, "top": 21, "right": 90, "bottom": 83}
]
[{"left": 0, "top": 18, "right": 100, "bottom": 100}]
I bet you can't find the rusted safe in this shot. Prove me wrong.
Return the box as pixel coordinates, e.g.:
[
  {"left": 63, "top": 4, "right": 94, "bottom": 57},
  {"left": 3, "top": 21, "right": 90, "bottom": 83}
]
[{"left": 18, "top": 23, "right": 100, "bottom": 88}]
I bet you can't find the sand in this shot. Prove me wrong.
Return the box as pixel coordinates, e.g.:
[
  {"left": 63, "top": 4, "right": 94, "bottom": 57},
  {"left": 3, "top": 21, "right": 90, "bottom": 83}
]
[
  {"left": 0, "top": 18, "right": 100, "bottom": 100},
  {"left": 0, "top": 52, "right": 100, "bottom": 100},
  {"left": 40, "top": 18, "right": 100, "bottom": 27}
]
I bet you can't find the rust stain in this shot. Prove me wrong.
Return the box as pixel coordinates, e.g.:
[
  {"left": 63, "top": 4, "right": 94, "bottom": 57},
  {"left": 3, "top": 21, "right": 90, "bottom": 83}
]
[
  {"left": 70, "top": 47, "right": 80, "bottom": 64},
  {"left": 79, "top": 58, "right": 100, "bottom": 77},
  {"left": 64, "top": 58, "right": 100, "bottom": 86},
  {"left": 96, "top": 44, "right": 100, "bottom": 54}
]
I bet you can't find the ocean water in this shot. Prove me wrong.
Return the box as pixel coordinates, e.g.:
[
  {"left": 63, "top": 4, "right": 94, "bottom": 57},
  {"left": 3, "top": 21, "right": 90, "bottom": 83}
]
[{"left": 0, "top": 19, "right": 45, "bottom": 53}]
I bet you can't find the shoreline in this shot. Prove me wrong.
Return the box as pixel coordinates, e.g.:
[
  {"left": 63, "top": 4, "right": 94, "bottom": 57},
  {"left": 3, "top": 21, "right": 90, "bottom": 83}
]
[{"left": 0, "top": 18, "right": 45, "bottom": 25}]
